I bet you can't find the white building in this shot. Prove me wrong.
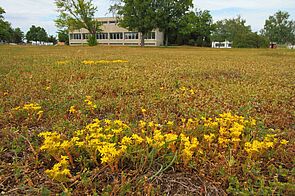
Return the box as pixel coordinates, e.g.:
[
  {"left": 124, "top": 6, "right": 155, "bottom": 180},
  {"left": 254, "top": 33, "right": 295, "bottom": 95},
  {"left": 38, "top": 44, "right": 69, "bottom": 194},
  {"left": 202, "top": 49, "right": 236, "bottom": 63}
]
[
  {"left": 212, "top": 41, "right": 232, "bottom": 48},
  {"left": 69, "top": 17, "right": 164, "bottom": 46}
]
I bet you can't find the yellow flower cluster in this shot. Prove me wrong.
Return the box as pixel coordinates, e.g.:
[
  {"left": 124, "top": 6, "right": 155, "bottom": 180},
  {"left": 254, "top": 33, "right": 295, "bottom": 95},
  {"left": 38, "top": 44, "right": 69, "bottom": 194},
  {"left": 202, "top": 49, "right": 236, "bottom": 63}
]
[
  {"left": 244, "top": 134, "right": 280, "bottom": 157},
  {"left": 39, "top": 132, "right": 71, "bottom": 158},
  {"left": 38, "top": 110, "right": 291, "bottom": 181},
  {"left": 71, "top": 119, "right": 133, "bottom": 164},
  {"left": 13, "top": 103, "right": 43, "bottom": 119},
  {"left": 204, "top": 133, "right": 215, "bottom": 143},
  {"left": 84, "top": 96, "right": 97, "bottom": 110},
  {"left": 69, "top": 106, "right": 77, "bottom": 114},
  {"left": 203, "top": 112, "right": 255, "bottom": 148},
  {"left": 180, "top": 134, "right": 199, "bottom": 164},
  {"left": 179, "top": 86, "right": 196, "bottom": 96},
  {"left": 56, "top": 60, "right": 69, "bottom": 65},
  {"left": 181, "top": 118, "right": 199, "bottom": 129},
  {"left": 45, "top": 156, "right": 71, "bottom": 182},
  {"left": 82, "top": 60, "right": 128, "bottom": 65}
]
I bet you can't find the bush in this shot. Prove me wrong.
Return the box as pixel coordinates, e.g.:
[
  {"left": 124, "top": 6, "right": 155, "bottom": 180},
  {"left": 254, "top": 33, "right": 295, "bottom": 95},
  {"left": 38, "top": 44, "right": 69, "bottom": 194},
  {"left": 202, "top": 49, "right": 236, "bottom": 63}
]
[{"left": 87, "top": 34, "right": 97, "bottom": 46}]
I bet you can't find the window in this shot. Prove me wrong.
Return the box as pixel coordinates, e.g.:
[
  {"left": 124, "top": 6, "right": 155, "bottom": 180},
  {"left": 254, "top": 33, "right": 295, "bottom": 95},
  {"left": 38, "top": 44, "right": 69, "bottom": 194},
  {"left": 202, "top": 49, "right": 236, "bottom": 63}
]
[
  {"left": 96, "top": 33, "right": 108, "bottom": 39},
  {"left": 101, "top": 21, "right": 108, "bottom": 24},
  {"left": 110, "top": 33, "right": 123, "bottom": 40},
  {"left": 144, "top": 32, "right": 156, "bottom": 40},
  {"left": 109, "top": 20, "right": 116, "bottom": 24},
  {"left": 124, "top": 32, "right": 139, "bottom": 40},
  {"left": 70, "top": 33, "right": 82, "bottom": 40},
  {"left": 83, "top": 33, "right": 90, "bottom": 40}
]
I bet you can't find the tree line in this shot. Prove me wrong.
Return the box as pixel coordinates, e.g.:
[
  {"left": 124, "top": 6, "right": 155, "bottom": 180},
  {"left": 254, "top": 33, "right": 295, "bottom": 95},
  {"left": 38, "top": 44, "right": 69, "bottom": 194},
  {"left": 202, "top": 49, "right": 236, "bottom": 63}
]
[
  {"left": 0, "top": 6, "right": 59, "bottom": 44},
  {"left": 55, "top": 0, "right": 295, "bottom": 47},
  {"left": 1, "top": 1, "right": 295, "bottom": 47}
]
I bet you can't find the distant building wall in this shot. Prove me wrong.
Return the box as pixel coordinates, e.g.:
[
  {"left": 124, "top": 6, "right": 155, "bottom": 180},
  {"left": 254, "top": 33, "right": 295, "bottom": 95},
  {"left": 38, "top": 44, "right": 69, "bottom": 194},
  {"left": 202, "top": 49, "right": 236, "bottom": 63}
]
[{"left": 69, "top": 17, "right": 164, "bottom": 46}]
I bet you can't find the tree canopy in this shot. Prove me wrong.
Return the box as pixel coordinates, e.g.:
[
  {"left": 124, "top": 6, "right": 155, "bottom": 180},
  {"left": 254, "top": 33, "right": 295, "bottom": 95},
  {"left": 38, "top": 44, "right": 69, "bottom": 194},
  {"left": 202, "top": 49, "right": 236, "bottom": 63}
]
[
  {"left": 58, "top": 30, "right": 69, "bottom": 44},
  {"left": 112, "top": 0, "right": 193, "bottom": 46},
  {"left": 26, "top": 25, "right": 48, "bottom": 43},
  {"left": 211, "top": 16, "right": 269, "bottom": 48},
  {"left": 114, "top": 0, "right": 157, "bottom": 47},
  {"left": 174, "top": 9, "right": 215, "bottom": 46},
  {"left": 155, "top": 0, "right": 193, "bottom": 46},
  {"left": 55, "top": 0, "right": 101, "bottom": 46},
  {"left": 263, "top": 11, "right": 295, "bottom": 44}
]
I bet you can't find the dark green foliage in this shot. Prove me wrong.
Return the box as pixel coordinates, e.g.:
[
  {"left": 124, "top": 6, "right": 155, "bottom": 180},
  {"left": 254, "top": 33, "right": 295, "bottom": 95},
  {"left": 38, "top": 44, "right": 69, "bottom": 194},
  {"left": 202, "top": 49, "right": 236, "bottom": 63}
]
[
  {"left": 87, "top": 34, "right": 97, "bottom": 46},
  {"left": 263, "top": 11, "right": 295, "bottom": 44},
  {"left": 171, "top": 9, "right": 215, "bottom": 46},
  {"left": 11, "top": 28, "right": 24, "bottom": 43},
  {"left": 155, "top": 0, "right": 193, "bottom": 46},
  {"left": 26, "top": 25, "right": 48, "bottom": 43},
  {"left": 58, "top": 30, "right": 69, "bottom": 45},
  {"left": 115, "top": 0, "right": 157, "bottom": 47},
  {"left": 211, "top": 16, "right": 269, "bottom": 48}
]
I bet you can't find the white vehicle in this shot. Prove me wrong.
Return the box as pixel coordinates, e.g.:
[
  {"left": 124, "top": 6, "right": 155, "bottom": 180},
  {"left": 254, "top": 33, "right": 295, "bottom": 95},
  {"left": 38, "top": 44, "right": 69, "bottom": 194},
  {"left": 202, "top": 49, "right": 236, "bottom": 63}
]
[{"left": 212, "top": 41, "right": 232, "bottom": 48}]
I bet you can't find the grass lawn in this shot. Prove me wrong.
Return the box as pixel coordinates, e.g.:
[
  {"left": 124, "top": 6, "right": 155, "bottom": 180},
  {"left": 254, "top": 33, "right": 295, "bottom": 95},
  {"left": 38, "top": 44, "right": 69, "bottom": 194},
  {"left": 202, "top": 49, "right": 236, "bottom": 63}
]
[{"left": 0, "top": 45, "right": 294, "bottom": 195}]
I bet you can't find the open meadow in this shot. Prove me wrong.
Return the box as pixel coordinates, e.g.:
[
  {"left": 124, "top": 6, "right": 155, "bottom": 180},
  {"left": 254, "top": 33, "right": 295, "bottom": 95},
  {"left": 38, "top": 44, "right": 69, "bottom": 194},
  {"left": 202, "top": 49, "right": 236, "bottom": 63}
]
[{"left": 0, "top": 45, "right": 294, "bottom": 195}]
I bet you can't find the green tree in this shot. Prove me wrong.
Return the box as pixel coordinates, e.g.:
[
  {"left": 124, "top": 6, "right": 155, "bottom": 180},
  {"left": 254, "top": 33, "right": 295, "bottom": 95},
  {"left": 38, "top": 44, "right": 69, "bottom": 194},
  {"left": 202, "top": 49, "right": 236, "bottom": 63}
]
[
  {"left": 26, "top": 25, "right": 48, "bottom": 43},
  {"left": 211, "top": 16, "right": 251, "bottom": 42},
  {"left": 263, "top": 11, "right": 295, "bottom": 44},
  {"left": 155, "top": 0, "right": 193, "bottom": 46},
  {"left": 26, "top": 25, "right": 38, "bottom": 42},
  {"left": 55, "top": 0, "right": 101, "bottom": 46},
  {"left": 12, "top": 28, "right": 24, "bottom": 43},
  {"left": 176, "top": 9, "right": 214, "bottom": 46},
  {"left": 37, "top": 27, "right": 48, "bottom": 42},
  {"left": 0, "top": 7, "right": 13, "bottom": 43},
  {"left": 211, "top": 16, "right": 268, "bottom": 48},
  {"left": 58, "top": 30, "right": 69, "bottom": 44},
  {"left": 112, "top": 0, "right": 157, "bottom": 47}
]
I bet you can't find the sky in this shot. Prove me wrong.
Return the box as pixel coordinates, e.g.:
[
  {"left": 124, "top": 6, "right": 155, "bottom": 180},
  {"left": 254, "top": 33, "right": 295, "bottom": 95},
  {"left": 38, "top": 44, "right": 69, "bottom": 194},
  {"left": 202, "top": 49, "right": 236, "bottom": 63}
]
[{"left": 1, "top": 0, "right": 295, "bottom": 36}]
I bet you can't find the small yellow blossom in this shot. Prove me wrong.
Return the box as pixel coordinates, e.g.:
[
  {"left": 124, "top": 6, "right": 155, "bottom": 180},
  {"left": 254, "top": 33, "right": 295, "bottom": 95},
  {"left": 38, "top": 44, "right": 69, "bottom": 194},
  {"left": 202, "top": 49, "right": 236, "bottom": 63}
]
[
  {"left": 280, "top": 139, "right": 289, "bottom": 145},
  {"left": 69, "top": 106, "right": 77, "bottom": 114}
]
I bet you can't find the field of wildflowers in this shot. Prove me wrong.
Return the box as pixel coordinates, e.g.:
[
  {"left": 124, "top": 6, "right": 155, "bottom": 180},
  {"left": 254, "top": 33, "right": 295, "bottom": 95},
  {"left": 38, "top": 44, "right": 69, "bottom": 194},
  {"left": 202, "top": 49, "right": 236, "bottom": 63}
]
[{"left": 0, "top": 45, "right": 294, "bottom": 195}]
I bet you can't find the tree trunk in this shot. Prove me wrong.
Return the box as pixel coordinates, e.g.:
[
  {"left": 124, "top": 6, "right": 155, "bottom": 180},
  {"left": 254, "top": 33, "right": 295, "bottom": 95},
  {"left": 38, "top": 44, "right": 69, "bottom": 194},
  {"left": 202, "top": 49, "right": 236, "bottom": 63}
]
[
  {"left": 165, "top": 31, "right": 169, "bottom": 46},
  {"left": 141, "top": 33, "right": 145, "bottom": 47}
]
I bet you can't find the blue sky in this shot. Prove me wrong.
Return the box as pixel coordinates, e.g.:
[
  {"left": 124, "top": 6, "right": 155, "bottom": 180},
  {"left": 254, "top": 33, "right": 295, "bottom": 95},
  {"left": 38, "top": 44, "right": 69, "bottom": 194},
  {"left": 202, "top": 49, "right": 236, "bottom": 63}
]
[{"left": 1, "top": 0, "right": 295, "bottom": 35}]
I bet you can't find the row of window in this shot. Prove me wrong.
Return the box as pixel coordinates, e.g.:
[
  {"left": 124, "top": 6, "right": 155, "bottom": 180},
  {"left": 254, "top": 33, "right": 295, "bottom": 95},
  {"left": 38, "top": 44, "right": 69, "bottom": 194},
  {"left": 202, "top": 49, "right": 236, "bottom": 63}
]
[
  {"left": 100, "top": 21, "right": 117, "bottom": 25},
  {"left": 70, "top": 32, "right": 156, "bottom": 40}
]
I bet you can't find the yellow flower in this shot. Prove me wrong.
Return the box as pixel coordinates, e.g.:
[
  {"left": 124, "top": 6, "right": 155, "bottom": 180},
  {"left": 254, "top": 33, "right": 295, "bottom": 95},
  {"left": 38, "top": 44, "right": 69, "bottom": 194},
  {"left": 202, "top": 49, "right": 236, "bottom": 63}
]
[
  {"left": 69, "top": 106, "right": 77, "bottom": 114},
  {"left": 132, "top": 134, "right": 144, "bottom": 144},
  {"left": 204, "top": 133, "right": 215, "bottom": 143},
  {"left": 121, "top": 136, "right": 132, "bottom": 146},
  {"left": 148, "top": 121, "right": 154, "bottom": 127},
  {"left": 45, "top": 156, "right": 71, "bottom": 182},
  {"left": 280, "top": 139, "right": 289, "bottom": 145},
  {"left": 167, "top": 121, "right": 174, "bottom": 126},
  {"left": 164, "top": 133, "right": 178, "bottom": 143},
  {"left": 141, "top": 108, "right": 147, "bottom": 113},
  {"left": 112, "top": 128, "right": 123, "bottom": 134},
  {"left": 139, "top": 120, "right": 146, "bottom": 128}
]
